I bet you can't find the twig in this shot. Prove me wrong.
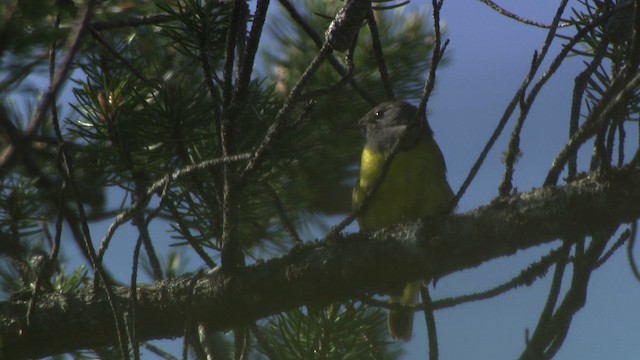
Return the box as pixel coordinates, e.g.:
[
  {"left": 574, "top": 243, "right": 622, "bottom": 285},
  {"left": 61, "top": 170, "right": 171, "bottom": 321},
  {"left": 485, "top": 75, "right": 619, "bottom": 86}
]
[
  {"left": 364, "top": 244, "right": 562, "bottom": 321},
  {"left": 141, "top": 342, "right": 178, "bottom": 360},
  {"left": 92, "top": 14, "right": 174, "bottom": 31},
  {"left": 128, "top": 184, "right": 172, "bottom": 355},
  {"left": 632, "top": 151, "right": 640, "bottom": 169},
  {"left": 219, "top": 0, "right": 249, "bottom": 273},
  {"left": 127, "top": 179, "right": 164, "bottom": 281},
  {"left": 138, "top": 175, "right": 173, "bottom": 280},
  {"left": 520, "top": 234, "right": 609, "bottom": 359},
  {"left": 603, "top": 106, "right": 622, "bottom": 167},
  {"left": 299, "top": 67, "right": 354, "bottom": 101},
  {"left": 26, "top": 12, "right": 65, "bottom": 327},
  {"left": 97, "top": 153, "right": 252, "bottom": 263},
  {"left": 521, "top": 241, "right": 571, "bottom": 359},
  {"left": 133, "top": 216, "right": 164, "bottom": 280},
  {"left": 196, "top": 324, "right": 215, "bottom": 360},
  {"left": 129, "top": 237, "right": 144, "bottom": 360},
  {"left": 540, "top": 319, "right": 570, "bottom": 359},
  {"left": 591, "top": 113, "right": 613, "bottom": 173},
  {"left": 345, "top": 36, "right": 358, "bottom": 73},
  {"left": 627, "top": 221, "right": 640, "bottom": 280},
  {"left": 222, "top": 0, "right": 273, "bottom": 270},
  {"left": 497, "top": 52, "right": 538, "bottom": 196},
  {"left": 432, "top": 245, "right": 564, "bottom": 310},
  {"left": 595, "top": 228, "right": 630, "bottom": 268},
  {"left": 568, "top": 43, "right": 608, "bottom": 179},
  {"left": 66, "top": 89, "right": 136, "bottom": 356},
  {"left": 359, "top": 243, "right": 565, "bottom": 315},
  {"left": 234, "top": 0, "right": 271, "bottom": 103},
  {"left": 234, "top": 326, "right": 250, "bottom": 360},
  {"left": 371, "top": 0, "right": 410, "bottom": 11},
  {"left": 44, "top": 3, "right": 130, "bottom": 357},
  {"left": 26, "top": 0, "right": 95, "bottom": 137},
  {"left": 326, "top": 135, "right": 404, "bottom": 239},
  {"left": 282, "top": 99, "right": 317, "bottom": 131},
  {"left": 629, "top": 0, "right": 640, "bottom": 67},
  {"left": 183, "top": 271, "right": 204, "bottom": 360},
  {"left": 367, "top": 9, "right": 395, "bottom": 100},
  {"left": 545, "top": 71, "right": 640, "bottom": 186},
  {"left": 89, "top": 28, "right": 161, "bottom": 91},
  {"left": 222, "top": 0, "right": 243, "bottom": 109},
  {"left": 542, "top": 235, "right": 610, "bottom": 359},
  {"left": 278, "top": 0, "right": 376, "bottom": 105},
  {"left": 264, "top": 184, "right": 303, "bottom": 246},
  {"left": 50, "top": 168, "right": 64, "bottom": 272},
  {"left": 241, "top": 44, "right": 331, "bottom": 179},
  {"left": 0, "top": 0, "right": 18, "bottom": 59},
  {"left": 0, "top": 107, "right": 98, "bottom": 266},
  {"left": 164, "top": 154, "right": 253, "bottom": 190},
  {"left": 418, "top": 0, "right": 448, "bottom": 120},
  {"left": 234, "top": 2, "right": 249, "bottom": 83},
  {"left": 616, "top": 119, "right": 626, "bottom": 167},
  {"left": 167, "top": 202, "right": 218, "bottom": 269},
  {"left": 477, "top": 0, "right": 560, "bottom": 29},
  {"left": 324, "top": 0, "right": 370, "bottom": 52},
  {"left": 454, "top": 2, "right": 603, "bottom": 208},
  {"left": 250, "top": 323, "right": 278, "bottom": 360},
  {"left": 85, "top": 56, "right": 162, "bottom": 279},
  {"left": 195, "top": 2, "right": 226, "bottom": 213},
  {"left": 545, "top": 1, "right": 640, "bottom": 185},
  {"left": 498, "top": 0, "right": 570, "bottom": 196},
  {"left": 421, "top": 286, "right": 439, "bottom": 360}
]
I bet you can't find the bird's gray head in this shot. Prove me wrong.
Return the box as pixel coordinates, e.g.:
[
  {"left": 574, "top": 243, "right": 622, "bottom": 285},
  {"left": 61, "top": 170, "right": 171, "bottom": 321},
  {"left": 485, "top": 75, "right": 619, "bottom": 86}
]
[{"left": 359, "top": 101, "right": 431, "bottom": 153}]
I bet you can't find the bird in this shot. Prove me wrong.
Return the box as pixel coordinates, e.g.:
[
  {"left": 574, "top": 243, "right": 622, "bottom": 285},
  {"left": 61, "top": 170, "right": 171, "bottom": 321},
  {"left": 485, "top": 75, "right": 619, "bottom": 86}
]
[{"left": 353, "top": 101, "right": 453, "bottom": 341}]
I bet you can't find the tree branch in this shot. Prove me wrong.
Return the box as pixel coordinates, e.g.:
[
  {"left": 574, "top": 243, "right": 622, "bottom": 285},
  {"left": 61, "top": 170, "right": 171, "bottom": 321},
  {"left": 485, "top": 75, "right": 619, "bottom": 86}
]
[{"left": 3, "top": 166, "right": 640, "bottom": 359}]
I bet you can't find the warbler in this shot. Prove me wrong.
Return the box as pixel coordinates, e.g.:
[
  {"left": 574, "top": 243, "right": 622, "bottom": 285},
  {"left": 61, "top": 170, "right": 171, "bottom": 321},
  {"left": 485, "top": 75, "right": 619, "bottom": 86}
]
[{"left": 353, "top": 101, "right": 453, "bottom": 341}]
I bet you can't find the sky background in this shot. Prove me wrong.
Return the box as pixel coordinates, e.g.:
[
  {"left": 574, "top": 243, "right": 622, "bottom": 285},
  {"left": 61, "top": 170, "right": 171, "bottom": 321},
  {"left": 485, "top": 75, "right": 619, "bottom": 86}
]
[{"left": 28, "top": 0, "right": 640, "bottom": 359}]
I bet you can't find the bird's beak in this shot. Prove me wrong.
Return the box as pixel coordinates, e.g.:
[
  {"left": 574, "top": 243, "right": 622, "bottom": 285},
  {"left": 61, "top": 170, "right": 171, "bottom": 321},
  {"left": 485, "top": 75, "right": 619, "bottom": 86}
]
[{"left": 357, "top": 116, "right": 370, "bottom": 129}]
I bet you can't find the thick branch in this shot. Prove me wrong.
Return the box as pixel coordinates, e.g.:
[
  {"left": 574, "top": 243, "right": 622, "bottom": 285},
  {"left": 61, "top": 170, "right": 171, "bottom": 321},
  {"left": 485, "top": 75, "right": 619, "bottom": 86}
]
[{"left": 2, "top": 167, "right": 640, "bottom": 359}]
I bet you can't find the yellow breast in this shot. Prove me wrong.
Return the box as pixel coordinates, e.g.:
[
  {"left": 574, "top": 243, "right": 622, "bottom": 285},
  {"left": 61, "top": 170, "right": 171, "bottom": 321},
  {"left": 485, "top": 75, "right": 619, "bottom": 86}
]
[{"left": 353, "top": 136, "right": 453, "bottom": 231}]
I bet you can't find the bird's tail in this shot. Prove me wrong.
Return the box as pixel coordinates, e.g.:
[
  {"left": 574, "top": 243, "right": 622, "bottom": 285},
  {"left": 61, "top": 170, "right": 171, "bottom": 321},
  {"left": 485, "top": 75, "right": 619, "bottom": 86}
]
[{"left": 388, "top": 280, "right": 421, "bottom": 341}]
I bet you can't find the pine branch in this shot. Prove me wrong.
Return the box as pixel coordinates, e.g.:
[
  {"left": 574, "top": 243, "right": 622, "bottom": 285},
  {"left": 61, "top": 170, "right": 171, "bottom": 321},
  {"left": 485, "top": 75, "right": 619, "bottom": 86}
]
[{"left": 3, "top": 166, "right": 640, "bottom": 359}]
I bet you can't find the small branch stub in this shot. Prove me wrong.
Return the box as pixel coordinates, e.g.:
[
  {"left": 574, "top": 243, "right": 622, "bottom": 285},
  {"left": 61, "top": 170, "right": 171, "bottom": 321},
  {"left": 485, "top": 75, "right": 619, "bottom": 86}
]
[{"left": 325, "top": 0, "right": 371, "bottom": 52}]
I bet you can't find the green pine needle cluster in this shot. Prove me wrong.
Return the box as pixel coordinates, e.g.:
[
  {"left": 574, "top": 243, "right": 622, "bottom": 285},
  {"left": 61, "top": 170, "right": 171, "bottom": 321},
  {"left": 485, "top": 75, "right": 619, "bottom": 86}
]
[
  {"left": 566, "top": 0, "right": 639, "bottom": 169},
  {"left": 260, "top": 303, "right": 402, "bottom": 360}
]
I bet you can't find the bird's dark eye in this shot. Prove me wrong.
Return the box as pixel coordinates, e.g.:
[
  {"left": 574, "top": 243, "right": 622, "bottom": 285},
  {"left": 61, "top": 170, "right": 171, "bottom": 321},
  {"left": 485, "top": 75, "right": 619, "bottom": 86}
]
[{"left": 374, "top": 110, "right": 384, "bottom": 118}]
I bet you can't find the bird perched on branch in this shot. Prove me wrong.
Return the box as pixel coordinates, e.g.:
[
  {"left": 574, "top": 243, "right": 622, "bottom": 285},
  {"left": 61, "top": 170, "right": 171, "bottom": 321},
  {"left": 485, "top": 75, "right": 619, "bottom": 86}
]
[{"left": 353, "top": 101, "right": 453, "bottom": 340}]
